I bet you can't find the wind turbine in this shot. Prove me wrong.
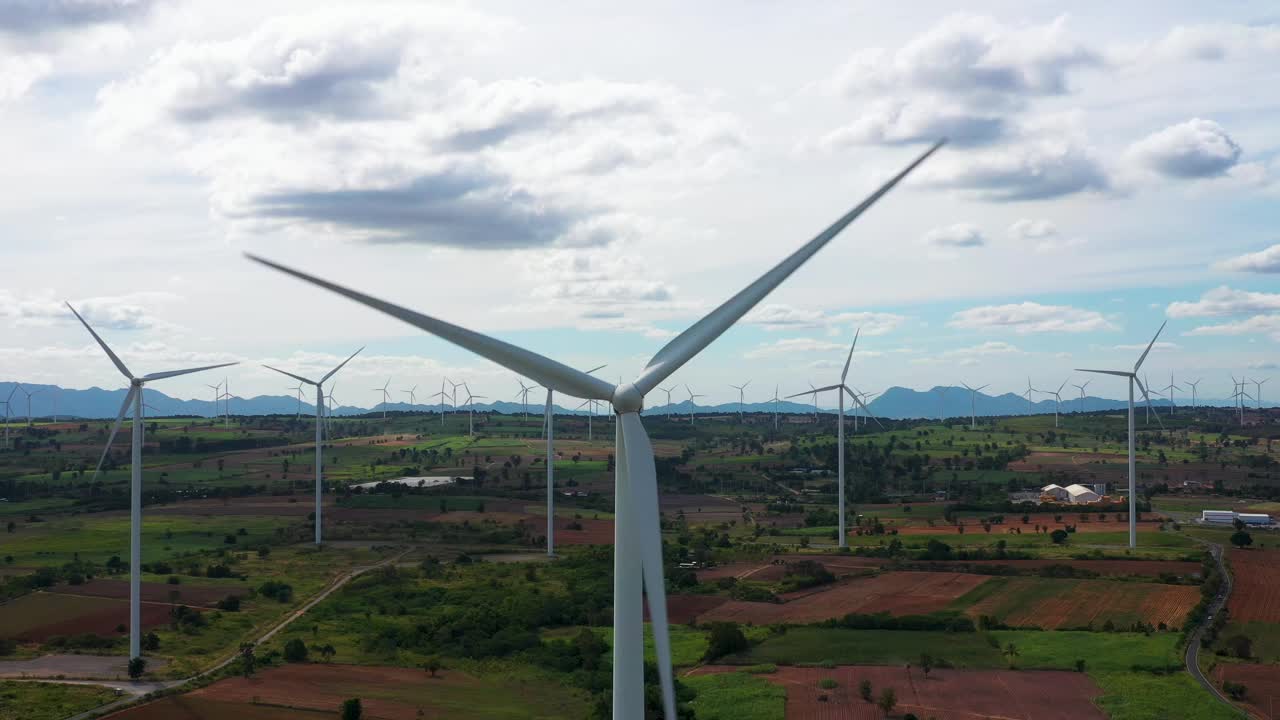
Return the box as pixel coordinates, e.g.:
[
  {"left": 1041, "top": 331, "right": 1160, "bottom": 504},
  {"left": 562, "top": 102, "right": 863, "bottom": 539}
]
[
  {"left": 1071, "top": 381, "right": 1090, "bottom": 414},
  {"left": 17, "top": 384, "right": 41, "bottom": 427},
  {"left": 1142, "top": 373, "right": 1159, "bottom": 424},
  {"left": 436, "top": 377, "right": 450, "bottom": 425},
  {"left": 1, "top": 386, "right": 13, "bottom": 448},
  {"left": 263, "top": 347, "right": 363, "bottom": 548},
  {"left": 463, "top": 383, "right": 486, "bottom": 437},
  {"left": 658, "top": 386, "right": 676, "bottom": 415},
  {"left": 1077, "top": 320, "right": 1166, "bottom": 549},
  {"left": 516, "top": 379, "right": 538, "bottom": 421},
  {"left": 853, "top": 388, "right": 880, "bottom": 431},
  {"left": 1158, "top": 373, "right": 1180, "bottom": 416},
  {"left": 1231, "top": 380, "right": 1253, "bottom": 426},
  {"left": 288, "top": 383, "right": 305, "bottom": 419},
  {"left": 730, "top": 380, "right": 751, "bottom": 422},
  {"left": 205, "top": 382, "right": 222, "bottom": 420},
  {"left": 685, "top": 385, "right": 705, "bottom": 424},
  {"left": 1186, "top": 378, "right": 1202, "bottom": 409},
  {"left": 1045, "top": 379, "right": 1068, "bottom": 428},
  {"left": 785, "top": 330, "right": 879, "bottom": 548},
  {"left": 1024, "top": 378, "right": 1035, "bottom": 415},
  {"left": 324, "top": 382, "right": 341, "bottom": 437},
  {"left": 372, "top": 378, "right": 391, "bottom": 421},
  {"left": 68, "top": 302, "right": 236, "bottom": 662},
  {"left": 960, "top": 382, "right": 988, "bottom": 431},
  {"left": 1253, "top": 377, "right": 1269, "bottom": 410},
  {"left": 544, "top": 363, "right": 607, "bottom": 557},
  {"left": 219, "top": 378, "right": 232, "bottom": 428},
  {"left": 402, "top": 385, "right": 418, "bottom": 409},
  {"left": 245, "top": 139, "right": 941, "bottom": 719},
  {"left": 933, "top": 386, "right": 948, "bottom": 422},
  {"left": 576, "top": 399, "right": 598, "bottom": 441},
  {"left": 770, "top": 385, "right": 782, "bottom": 431}
]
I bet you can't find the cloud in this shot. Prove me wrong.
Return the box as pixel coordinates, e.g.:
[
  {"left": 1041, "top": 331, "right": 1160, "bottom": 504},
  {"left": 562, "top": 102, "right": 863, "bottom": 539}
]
[
  {"left": 1127, "top": 119, "right": 1242, "bottom": 179},
  {"left": 0, "top": 290, "right": 177, "bottom": 330},
  {"left": 1248, "top": 361, "right": 1278, "bottom": 370},
  {"left": 1138, "top": 23, "right": 1280, "bottom": 63},
  {"left": 922, "top": 222, "right": 985, "bottom": 248},
  {"left": 1185, "top": 315, "right": 1280, "bottom": 342},
  {"left": 949, "top": 302, "right": 1116, "bottom": 333},
  {"left": 1166, "top": 286, "right": 1280, "bottom": 318},
  {"left": 0, "top": 0, "right": 152, "bottom": 36},
  {"left": 1215, "top": 244, "right": 1280, "bottom": 274},
  {"left": 744, "top": 338, "right": 846, "bottom": 359},
  {"left": 818, "top": 98, "right": 1005, "bottom": 149},
  {"left": 1006, "top": 218, "right": 1086, "bottom": 252},
  {"left": 918, "top": 136, "right": 1109, "bottom": 201},
  {"left": 744, "top": 304, "right": 906, "bottom": 336}
]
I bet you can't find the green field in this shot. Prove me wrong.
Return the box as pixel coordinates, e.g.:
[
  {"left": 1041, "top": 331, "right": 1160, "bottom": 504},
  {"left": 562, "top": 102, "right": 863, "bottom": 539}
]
[
  {"left": 1092, "top": 671, "right": 1245, "bottom": 719},
  {"left": 684, "top": 672, "right": 785, "bottom": 720},
  {"left": 0, "top": 681, "right": 117, "bottom": 720}
]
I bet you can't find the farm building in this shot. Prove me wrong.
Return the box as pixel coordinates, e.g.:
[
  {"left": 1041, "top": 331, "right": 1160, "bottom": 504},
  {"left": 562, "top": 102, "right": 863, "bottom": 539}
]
[
  {"left": 1064, "top": 484, "right": 1101, "bottom": 504},
  {"left": 1200, "top": 510, "right": 1274, "bottom": 526},
  {"left": 1041, "top": 484, "right": 1069, "bottom": 501}
]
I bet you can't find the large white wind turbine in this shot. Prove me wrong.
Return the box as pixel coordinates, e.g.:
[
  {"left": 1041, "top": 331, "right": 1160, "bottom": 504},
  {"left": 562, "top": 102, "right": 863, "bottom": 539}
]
[
  {"left": 960, "top": 382, "right": 988, "bottom": 431},
  {"left": 785, "top": 330, "right": 879, "bottom": 548},
  {"left": 372, "top": 378, "right": 392, "bottom": 421},
  {"left": 68, "top": 303, "right": 236, "bottom": 661},
  {"left": 263, "top": 347, "right": 363, "bottom": 548},
  {"left": 543, "top": 364, "right": 607, "bottom": 557},
  {"left": 1077, "top": 320, "right": 1166, "bottom": 549},
  {"left": 246, "top": 139, "right": 940, "bottom": 719},
  {"left": 770, "top": 385, "right": 782, "bottom": 431},
  {"left": 1253, "top": 377, "right": 1269, "bottom": 410},
  {"left": 1046, "top": 379, "right": 1068, "bottom": 428},
  {"left": 730, "top": 380, "right": 751, "bottom": 422},
  {"left": 685, "top": 385, "right": 705, "bottom": 425},
  {"left": 1071, "top": 381, "right": 1090, "bottom": 414},
  {"left": 463, "top": 383, "right": 486, "bottom": 437}
]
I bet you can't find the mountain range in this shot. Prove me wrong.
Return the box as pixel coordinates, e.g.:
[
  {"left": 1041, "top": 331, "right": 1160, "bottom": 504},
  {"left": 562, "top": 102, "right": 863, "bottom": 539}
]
[{"left": 0, "top": 381, "right": 1253, "bottom": 422}]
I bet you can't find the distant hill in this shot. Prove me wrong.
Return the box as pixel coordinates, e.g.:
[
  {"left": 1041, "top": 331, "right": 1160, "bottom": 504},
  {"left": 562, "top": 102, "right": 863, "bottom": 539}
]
[{"left": 0, "top": 380, "right": 1245, "bottom": 421}]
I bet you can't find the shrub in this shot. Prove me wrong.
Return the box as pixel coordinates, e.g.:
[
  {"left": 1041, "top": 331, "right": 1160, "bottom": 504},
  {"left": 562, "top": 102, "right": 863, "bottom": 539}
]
[
  {"left": 341, "top": 698, "right": 362, "bottom": 720},
  {"left": 128, "top": 657, "right": 146, "bottom": 678},
  {"left": 704, "top": 622, "right": 749, "bottom": 661},
  {"left": 217, "top": 595, "right": 242, "bottom": 612},
  {"left": 859, "top": 679, "right": 873, "bottom": 702},
  {"left": 284, "top": 638, "right": 309, "bottom": 663},
  {"left": 819, "top": 678, "right": 837, "bottom": 689}
]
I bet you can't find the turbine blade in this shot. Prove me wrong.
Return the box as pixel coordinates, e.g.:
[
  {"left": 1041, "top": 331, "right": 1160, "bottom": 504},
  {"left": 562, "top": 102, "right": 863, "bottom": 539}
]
[
  {"left": 841, "top": 328, "right": 860, "bottom": 383},
  {"left": 843, "top": 385, "right": 884, "bottom": 429},
  {"left": 263, "top": 365, "right": 317, "bottom": 386},
  {"left": 93, "top": 386, "right": 136, "bottom": 481},
  {"left": 247, "top": 255, "right": 615, "bottom": 401},
  {"left": 812, "top": 384, "right": 842, "bottom": 393},
  {"left": 66, "top": 302, "right": 133, "bottom": 380},
  {"left": 1075, "top": 369, "right": 1134, "bottom": 378},
  {"left": 633, "top": 141, "right": 944, "bottom": 394},
  {"left": 584, "top": 364, "right": 608, "bottom": 375},
  {"left": 1134, "top": 375, "right": 1164, "bottom": 428},
  {"left": 976, "top": 385, "right": 989, "bottom": 391},
  {"left": 320, "top": 346, "right": 364, "bottom": 384},
  {"left": 619, "top": 413, "right": 676, "bottom": 720},
  {"left": 142, "top": 362, "right": 239, "bottom": 382},
  {"left": 784, "top": 390, "right": 815, "bottom": 399},
  {"left": 1133, "top": 320, "right": 1167, "bottom": 372}
]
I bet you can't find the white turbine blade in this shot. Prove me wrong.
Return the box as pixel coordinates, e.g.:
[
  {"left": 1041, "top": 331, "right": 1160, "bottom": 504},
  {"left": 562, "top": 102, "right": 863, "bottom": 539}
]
[
  {"left": 811, "top": 384, "right": 843, "bottom": 393},
  {"left": 784, "top": 390, "right": 814, "bottom": 400},
  {"left": 634, "top": 142, "right": 943, "bottom": 394},
  {"left": 976, "top": 384, "right": 989, "bottom": 392},
  {"left": 841, "top": 328, "right": 860, "bottom": 383},
  {"left": 263, "top": 365, "right": 317, "bottom": 386},
  {"left": 246, "top": 254, "right": 614, "bottom": 401},
  {"left": 576, "top": 399, "right": 590, "bottom": 410},
  {"left": 142, "top": 361, "right": 238, "bottom": 382},
  {"left": 66, "top": 302, "right": 133, "bottom": 380},
  {"left": 619, "top": 413, "right": 676, "bottom": 720},
  {"left": 1133, "top": 320, "right": 1167, "bottom": 372},
  {"left": 92, "top": 386, "right": 137, "bottom": 480},
  {"left": 1075, "top": 368, "right": 1133, "bottom": 378},
  {"left": 320, "top": 346, "right": 364, "bottom": 384},
  {"left": 961, "top": 382, "right": 973, "bottom": 391},
  {"left": 842, "top": 386, "right": 884, "bottom": 429},
  {"left": 1057, "top": 379, "right": 1069, "bottom": 393},
  {"left": 1134, "top": 375, "right": 1164, "bottom": 429}
]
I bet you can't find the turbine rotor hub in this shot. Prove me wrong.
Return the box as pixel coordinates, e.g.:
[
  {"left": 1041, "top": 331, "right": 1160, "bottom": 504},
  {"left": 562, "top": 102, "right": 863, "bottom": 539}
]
[{"left": 612, "top": 383, "right": 644, "bottom": 414}]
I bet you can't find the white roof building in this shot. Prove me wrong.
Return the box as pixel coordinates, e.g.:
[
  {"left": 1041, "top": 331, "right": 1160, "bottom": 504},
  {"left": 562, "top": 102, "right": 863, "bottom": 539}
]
[
  {"left": 1041, "top": 484, "right": 1069, "bottom": 501},
  {"left": 1064, "top": 484, "right": 1101, "bottom": 504},
  {"left": 1200, "top": 510, "right": 1272, "bottom": 526}
]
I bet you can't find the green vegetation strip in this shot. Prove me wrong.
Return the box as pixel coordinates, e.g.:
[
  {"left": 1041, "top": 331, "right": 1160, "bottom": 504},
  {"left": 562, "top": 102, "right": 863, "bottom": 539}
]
[
  {"left": 1091, "top": 671, "right": 1245, "bottom": 720},
  {"left": 683, "top": 672, "right": 785, "bottom": 720},
  {"left": 0, "top": 681, "right": 117, "bottom": 720}
]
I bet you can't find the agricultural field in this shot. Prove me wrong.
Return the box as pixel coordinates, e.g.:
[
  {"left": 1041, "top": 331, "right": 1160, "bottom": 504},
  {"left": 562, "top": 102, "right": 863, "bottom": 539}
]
[
  {"left": 1226, "top": 549, "right": 1280, "bottom": 622},
  {"left": 0, "top": 680, "right": 118, "bottom": 720},
  {"left": 959, "top": 576, "right": 1201, "bottom": 630}
]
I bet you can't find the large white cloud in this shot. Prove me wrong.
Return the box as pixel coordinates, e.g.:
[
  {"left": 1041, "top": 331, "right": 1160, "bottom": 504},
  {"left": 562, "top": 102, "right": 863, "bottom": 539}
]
[
  {"left": 0, "top": 53, "right": 52, "bottom": 104},
  {"left": 1127, "top": 119, "right": 1242, "bottom": 179},
  {"left": 0, "top": 290, "right": 178, "bottom": 330},
  {"left": 1215, "top": 244, "right": 1280, "bottom": 274},
  {"left": 1185, "top": 315, "right": 1280, "bottom": 342},
  {"left": 0, "top": 0, "right": 152, "bottom": 36},
  {"left": 919, "top": 136, "right": 1109, "bottom": 201},
  {"left": 950, "top": 302, "right": 1116, "bottom": 333},
  {"left": 1166, "top": 286, "right": 1280, "bottom": 318}
]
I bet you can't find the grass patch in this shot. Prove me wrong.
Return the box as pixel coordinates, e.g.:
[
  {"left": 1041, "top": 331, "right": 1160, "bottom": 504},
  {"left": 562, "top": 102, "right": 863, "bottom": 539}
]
[
  {"left": 684, "top": 672, "right": 785, "bottom": 720},
  {"left": 1092, "top": 671, "right": 1245, "bottom": 720},
  {"left": 0, "top": 681, "right": 117, "bottom": 720}
]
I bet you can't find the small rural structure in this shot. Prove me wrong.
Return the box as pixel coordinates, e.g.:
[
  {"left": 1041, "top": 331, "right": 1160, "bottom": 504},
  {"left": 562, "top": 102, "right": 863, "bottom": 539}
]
[
  {"left": 1041, "top": 484, "right": 1069, "bottom": 501},
  {"left": 1200, "top": 510, "right": 1274, "bottom": 526}
]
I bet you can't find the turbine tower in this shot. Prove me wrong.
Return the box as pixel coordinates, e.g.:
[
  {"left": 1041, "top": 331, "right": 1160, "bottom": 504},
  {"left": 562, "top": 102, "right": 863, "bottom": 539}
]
[
  {"left": 960, "top": 382, "right": 988, "bottom": 431},
  {"left": 1253, "top": 377, "right": 1269, "bottom": 410},
  {"left": 288, "top": 383, "right": 305, "bottom": 419},
  {"left": 770, "top": 385, "right": 782, "bottom": 431},
  {"left": 463, "top": 383, "right": 486, "bottom": 437},
  {"left": 17, "top": 384, "right": 41, "bottom": 427},
  {"left": 205, "top": 382, "right": 222, "bottom": 420},
  {"left": 2, "top": 386, "right": 14, "bottom": 448},
  {"left": 544, "top": 363, "right": 606, "bottom": 557},
  {"left": 685, "top": 385, "right": 705, "bottom": 425},
  {"left": 245, "top": 139, "right": 941, "bottom": 720},
  {"left": 1077, "top": 320, "right": 1166, "bottom": 549},
  {"left": 372, "top": 378, "right": 391, "bottom": 421},
  {"left": 263, "top": 347, "right": 363, "bottom": 548},
  {"left": 515, "top": 379, "right": 538, "bottom": 421},
  {"left": 1186, "top": 378, "right": 1202, "bottom": 409},
  {"left": 785, "top": 329, "right": 879, "bottom": 548},
  {"left": 1071, "top": 381, "right": 1090, "bottom": 414},
  {"left": 324, "top": 382, "right": 341, "bottom": 437},
  {"left": 1158, "top": 373, "right": 1181, "bottom": 416},
  {"left": 69, "top": 302, "right": 236, "bottom": 662},
  {"left": 730, "top": 380, "right": 751, "bottom": 422}
]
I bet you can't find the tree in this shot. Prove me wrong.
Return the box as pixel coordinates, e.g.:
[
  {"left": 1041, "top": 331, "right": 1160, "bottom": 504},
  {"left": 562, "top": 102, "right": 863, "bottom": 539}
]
[
  {"left": 423, "top": 656, "right": 442, "bottom": 677},
  {"left": 1074, "top": 659, "right": 1086, "bottom": 672},
  {"left": 239, "top": 643, "right": 256, "bottom": 678},
  {"left": 1003, "top": 643, "right": 1019, "bottom": 668},
  {"left": 859, "top": 679, "right": 873, "bottom": 702},
  {"left": 1225, "top": 635, "right": 1253, "bottom": 659},
  {"left": 1230, "top": 530, "right": 1253, "bottom": 549},
  {"left": 1050, "top": 529, "right": 1069, "bottom": 545},
  {"left": 704, "top": 622, "right": 749, "bottom": 661},
  {"left": 127, "top": 657, "right": 146, "bottom": 679},
  {"left": 919, "top": 653, "right": 933, "bottom": 678},
  {"left": 877, "top": 687, "right": 897, "bottom": 716},
  {"left": 341, "top": 698, "right": 363, "bottom": 720},
  {"left": 320, "top": 644, "right": 336, "bottom": 662},
  {"left": 143, "top": 632, "right": 160, "bottom": 652},
  {"left": 284, "top": 638, "right": 309, "bottom": 663}
]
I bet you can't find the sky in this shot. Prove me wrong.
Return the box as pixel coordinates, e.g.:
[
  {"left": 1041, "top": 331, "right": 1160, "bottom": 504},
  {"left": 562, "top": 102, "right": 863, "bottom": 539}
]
[{"left": 2, "top": 0, "right": 1279, "bottom": 410}]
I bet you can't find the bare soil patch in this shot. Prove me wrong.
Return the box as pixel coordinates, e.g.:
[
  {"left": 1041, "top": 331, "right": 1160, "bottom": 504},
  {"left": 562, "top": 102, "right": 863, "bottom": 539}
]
[
  {"left": 1228, "top": 549, "right": 1280, "bottom": 622},
  {"left": 59, "top": 580, "right": 246, "bottom": 607},
  {"left": 1214, "top": 663, "right": 1280, "bottom": 720}
]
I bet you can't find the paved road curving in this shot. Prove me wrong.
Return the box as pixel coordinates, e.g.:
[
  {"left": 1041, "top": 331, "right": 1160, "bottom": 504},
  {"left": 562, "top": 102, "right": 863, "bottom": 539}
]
[
  {"left": 12, "top": 547, "right": 408, "bottom": 720},
  {"left": 1183, "top": 538, "right": 1246, "bottom": 717}
]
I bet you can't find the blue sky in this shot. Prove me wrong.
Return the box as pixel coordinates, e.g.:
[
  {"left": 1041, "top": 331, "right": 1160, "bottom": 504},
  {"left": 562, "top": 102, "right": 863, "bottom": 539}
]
[{"left": 1, "top": 1, "right": 1278, "bottom": 409}]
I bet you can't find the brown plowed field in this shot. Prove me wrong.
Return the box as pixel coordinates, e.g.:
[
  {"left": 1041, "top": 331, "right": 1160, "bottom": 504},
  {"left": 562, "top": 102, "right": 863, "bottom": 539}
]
[
  {"left": 59, "top": 580, "right": 246, "bottom": 607},
  {"left": 553, "top": 517, "right": 614, "bottom": 545},
  {"left": 697, "top": 555, "right": 885, "bottom": 583},
  {"left": 966, "top": 577, "right": 1200, "bottom": 630},
  {"left": 0, "top": 592, "right": 181, "bottom": 642},
  {"left": 651, "top": 594, "right": 729, "bottom": 624},
  {"left": 1227, "top": 549, "right": 1280, "bottom": 622},
  {"left": 921, "top": 558, "right": 1202, "bottom": 578},
  {"left": 105, "top": 697, "right": 313, "bottom": 720},
  {"left": 691, "top": 665, "right": 1105, "bottom": 719},
  {"left": 697, "top": 572, "right": 991, "bottom": 625},
  {"left": 894, "top": 516, "right": 1164, "bottom": 536},
  {"left": 1214, "top": 663, "right": 1280, "bottom": 719}
]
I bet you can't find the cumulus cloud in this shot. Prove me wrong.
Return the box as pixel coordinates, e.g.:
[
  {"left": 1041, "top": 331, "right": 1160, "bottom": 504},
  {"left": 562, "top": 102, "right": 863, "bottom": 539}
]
[
  {"left": 922, "top": 222, "right": 985, "bottom": 248},
  {"left": 949, "top": 302, "right": 1116, "bottom": 333},
  {"left": 1185, "top": 315, "right": 1280, "bottom": 342},
  {"left": 919, "top": 137, "right": 1109, "bottom": 201},
  {"left": 1139, "top": 23, "right": 1280, "bottom": 63},
  {"left": 1166, "top": 286, "right": 1280, "bottom": 318},
  {"left": 818, "top": 98, "right": 1005, "bottom": 149},
  {"left": 93, "top": 7, "right": 744, "bottom": 249},
  {"left": 0, "top": 0, "right": 152, "bottom": 36},
  {"left": 0, "top": 290, "right": 177, "bottom": 330},
  {"left": 1006, "top": 218, "right": 1086, "bottom": 252},
  {"left": 744, "top": 338, "right": 846, "bottom": 359},
  {"left": 0, "top": 53, "right": 52, "bottom": 104},
  {"left": 1215, "top": 244, "right": 1280, "bottom": 274},
  {"left": 744, "top": 304, "right": 906, "bottom": 336},
  {"left": 1127, "top": 119, "right": 1242, "bottom": 179}
]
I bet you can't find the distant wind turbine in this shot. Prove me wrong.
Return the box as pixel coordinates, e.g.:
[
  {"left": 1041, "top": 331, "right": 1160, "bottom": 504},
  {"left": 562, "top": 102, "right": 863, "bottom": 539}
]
[
  {"left": 960, "top": 382, "right": 988, "bottom": 431},
  {"left": 1, "top": 387, "right": 13, "bottom": 448},
  {"left": 1077, "top": 320, "right": 1166, "bottom": 549},
  {"left": 68, "top": 302, "right": 236, "bottom": 662},
  {"left": 245, "top": 138, "right": 943, "bottom": 719},
  {"left": 205, "top": 381, "right": 222, "bottom": 420},
  {"left": 288, "top": 383, "right": 305, "bottom": 419},
  {"left": 1158, "top": 373, "right": 1180, "bottom": 416},
  {"left": 933, "top": 386, "right": 948, "bottom": 422},
  {"left": 1024, "top": 378, "right": 1035, "bottom": 415},
  {"left": 463, "top": 383, "right": 486, "bottom": 437},
  {"left": 685, "top": 385, "right": 705, "bottom": 425},
  {"left": 1045, "top": 379, "right": 1069, "bottom": 428},
  {"left": 1185, "top": 378, "right": 1201, "bottom": 409},
  {"left": 402, "top": 385, "right": 418, "bottom": 408},
  {"left": 730, "top": 380, "right": 751, "bottom": 422},
  {"left": 658, "top": 386, "right": 676, "bottom": 415},
  {"left": 1253, "top": 377, "right": 1269, "bottom": 410},
  {"left": 372, "top": 378, "right": 391, "bottom": 421},
  {"left": 516, "top": 379, "right": 538, "bottom": 421},
  {"left": 1071, "top": 381, "right": 1090, "bottom": 414},
  {"left": 263, "top": 347, "right": 363, "bottom": 549},
  {"left": 16, "top": 384, "right": 41, "bottom": 427},
  {"left": 770, "top": 385, "right": 781, "bottom": 430}
]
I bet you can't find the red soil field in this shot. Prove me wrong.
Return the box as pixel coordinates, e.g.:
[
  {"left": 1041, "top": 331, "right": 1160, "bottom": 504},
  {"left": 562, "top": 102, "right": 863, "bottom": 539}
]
[
  {"left": 697, "top": 556, "right": 885, "bottom": 583},
  {"left": 923, "top": 558, "right": 1202, "bottom": 578},
  {"left": 697, "top": 572, "right": 991, "bottom": 625},
  {"left": 1227, "top": 549, "right": 1280, "bottom": 622},
  {"left": 1214, "top": 663, "right": 1280, "bottom": 720},
  {"left": 891, "top": 515, "right": 1164, "bottom": 536},
  {"left": 651, "top": 594, "right": 729, "bottom": 624},
  {"left": 14, "top": 597, "right": 180, "bottom": 642},
  {"left": 106, "top": 696, "right": 315, "bottom": 720},
  {"left": 692, "top": 665, "right": 1105, "bottom": 719},
  {"left": 60, "top": 580, "right": 246, "bottom": 607},
  {"left": 150, "top": 496, "right": 320, "bottom": 517},
  {"left": 553, "top": 517, "right": 614, "bottom": 545},
  {"left": 968, "top": 577, "right": 1200, "bottom": 630}
]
